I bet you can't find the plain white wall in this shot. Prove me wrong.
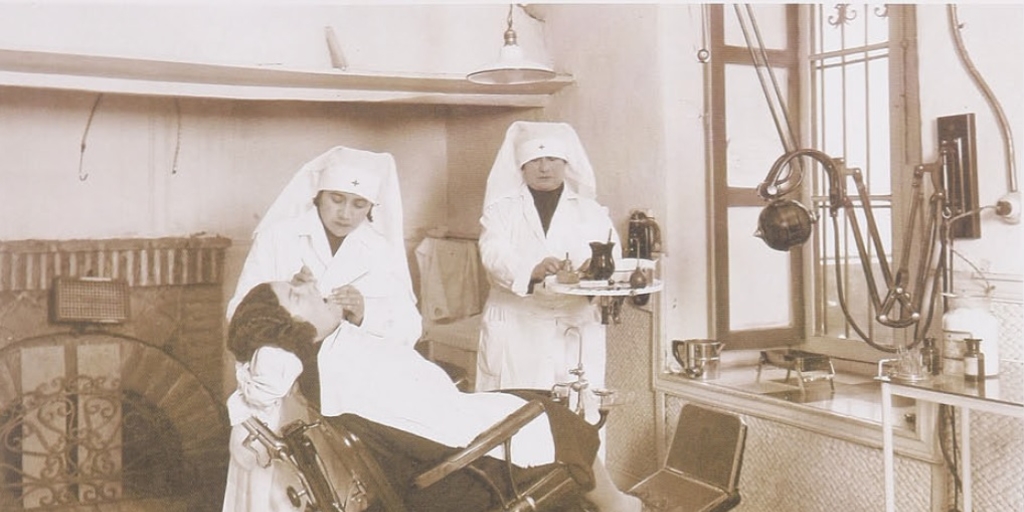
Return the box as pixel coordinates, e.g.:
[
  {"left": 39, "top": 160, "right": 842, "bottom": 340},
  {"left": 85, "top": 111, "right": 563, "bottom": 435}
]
[
  {"left": 0, "top": 90, "right": 451, "bottom": 242},
  {"left": 0, "top": 3, "right": 550, "bottom": 76},
  {"left": 917, "top": 4, "right": 1023, "bottom": 278}
]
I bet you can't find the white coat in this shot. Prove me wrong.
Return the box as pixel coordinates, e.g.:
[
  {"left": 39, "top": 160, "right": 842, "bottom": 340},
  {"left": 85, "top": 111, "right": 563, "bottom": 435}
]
[
  {"left": 227, "top": 208, "right": 422, "bottom": 347},
  {"left": 476, "top": 184, "right": 621, "bottom": 399}
]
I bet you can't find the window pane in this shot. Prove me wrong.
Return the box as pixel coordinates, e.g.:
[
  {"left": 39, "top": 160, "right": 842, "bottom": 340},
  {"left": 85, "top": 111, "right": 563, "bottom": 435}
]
[
  {"left": 729, "top": 207, "right": 792, "bottom": 329},
  {"left": 810, "top": 4, "right": 897, "bottom": 344},
  {"left": 844, "top": 60, "right": 868, "bottom": 169},
  {"left": 867, "top": 5, "right": 891, "bottom": 46},
  {"left": 817, "top": 197, "right": 894, "bottom": 344},
  {"left": 842, "top": 4, "right": 868, "bottom": 49},
  {"left": 817, "top": 4, "right": 890, "bottom": 53},
  {"left": 867, "top": 56, "right": 891, "bottom": 195},
  {"left": 818, "top": 5, "right": 843, "bottom": 53},
  {"left": 725, "top": 3, "right": 788, "bottom": 49},
  {"left": 725, "top": 64, "right": 791, "bottom": 188},
  {"left": 819, "top": 64, "right": 844, "bottom": 155}
]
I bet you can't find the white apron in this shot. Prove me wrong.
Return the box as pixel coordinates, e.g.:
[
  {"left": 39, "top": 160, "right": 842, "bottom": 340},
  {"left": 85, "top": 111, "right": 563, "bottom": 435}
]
[{"left": 476, "top": 185, "right": 619, "bottom": 403}]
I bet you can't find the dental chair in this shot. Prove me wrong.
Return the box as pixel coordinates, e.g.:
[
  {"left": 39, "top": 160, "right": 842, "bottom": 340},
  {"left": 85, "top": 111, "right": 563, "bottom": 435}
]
[
  {"left": 242, "top": 399, "right": 586, "bottom": 512},
  {"left": 628, "top": 404, "right": 747, "bottom": 512}
]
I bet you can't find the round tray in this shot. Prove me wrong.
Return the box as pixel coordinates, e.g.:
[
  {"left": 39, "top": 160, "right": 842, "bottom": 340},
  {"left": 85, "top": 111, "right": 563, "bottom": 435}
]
[{"left": 545, "top": 277, "right": 663, "bottom": 297}]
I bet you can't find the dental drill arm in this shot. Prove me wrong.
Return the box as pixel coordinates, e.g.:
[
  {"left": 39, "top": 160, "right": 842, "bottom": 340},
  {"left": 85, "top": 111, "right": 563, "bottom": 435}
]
[{"left": 756, "top": 148, "right": 949, "bottom": 348}]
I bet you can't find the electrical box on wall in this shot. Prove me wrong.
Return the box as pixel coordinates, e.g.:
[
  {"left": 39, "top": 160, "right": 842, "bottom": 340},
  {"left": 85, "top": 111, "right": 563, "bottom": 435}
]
[{"left": 938, "top": 113, "right": 981, "bottom": 239}]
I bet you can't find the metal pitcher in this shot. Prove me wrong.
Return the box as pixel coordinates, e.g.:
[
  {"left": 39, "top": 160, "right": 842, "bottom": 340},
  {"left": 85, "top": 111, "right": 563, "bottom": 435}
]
[{"left": 672, "top": 339, "right": 725, "bottom": 380}]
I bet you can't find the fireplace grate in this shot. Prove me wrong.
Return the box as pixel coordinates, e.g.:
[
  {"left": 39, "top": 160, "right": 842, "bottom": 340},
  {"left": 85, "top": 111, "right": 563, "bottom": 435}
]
[{"left": 49, "top": 277, "right": 130, "bottom": 324}]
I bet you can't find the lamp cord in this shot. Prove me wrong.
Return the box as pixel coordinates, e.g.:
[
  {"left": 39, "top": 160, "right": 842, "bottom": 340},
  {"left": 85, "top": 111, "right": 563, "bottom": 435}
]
[
  {"left": 946, "top": 206, "right": 997, "bottom": 296},
  {"left": 505, "top": 4, "right": 514, "bottom": 31}
]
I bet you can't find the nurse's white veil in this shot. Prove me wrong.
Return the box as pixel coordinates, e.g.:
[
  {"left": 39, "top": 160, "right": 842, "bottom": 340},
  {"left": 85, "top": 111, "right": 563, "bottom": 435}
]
[
  {"left": 483, "top": 121, "right": 597, "bottom": 208},
  {"left": 254, "top": 145, "right": 414, "bottom": 296}
]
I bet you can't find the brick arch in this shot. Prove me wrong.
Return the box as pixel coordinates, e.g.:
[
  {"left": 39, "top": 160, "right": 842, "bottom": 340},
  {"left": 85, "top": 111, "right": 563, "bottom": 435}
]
[{"left": 0, "top": 332, "right": 229, "bottom": 511}]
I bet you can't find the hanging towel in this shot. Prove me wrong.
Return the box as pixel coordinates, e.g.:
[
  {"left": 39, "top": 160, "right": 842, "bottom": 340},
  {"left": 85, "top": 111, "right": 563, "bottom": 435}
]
[{"left": 415, "top": 237, "right": 488, "bottom": 322}]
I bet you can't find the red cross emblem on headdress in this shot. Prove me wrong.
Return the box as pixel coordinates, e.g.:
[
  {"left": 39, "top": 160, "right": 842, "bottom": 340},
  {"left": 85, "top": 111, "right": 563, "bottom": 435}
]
[{"left": 352, "top": 180, "right": 360, "bottom": 186}]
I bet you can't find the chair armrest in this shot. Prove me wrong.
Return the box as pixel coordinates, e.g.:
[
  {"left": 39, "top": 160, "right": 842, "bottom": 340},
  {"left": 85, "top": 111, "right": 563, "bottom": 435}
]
[{"left": 413, "top": 399, "right": 546, "bottom": 489}]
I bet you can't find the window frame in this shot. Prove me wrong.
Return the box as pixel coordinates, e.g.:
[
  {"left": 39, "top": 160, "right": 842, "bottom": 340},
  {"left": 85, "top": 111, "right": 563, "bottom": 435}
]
[
  {"left": 708, "top": 4, "right": 804, "bottom": 350},
  {"left": 800, "top": 4, "right": 921, "bottom": 361},
  {"left": 707, "top": 4, "right": 921, "bottom": 359}
]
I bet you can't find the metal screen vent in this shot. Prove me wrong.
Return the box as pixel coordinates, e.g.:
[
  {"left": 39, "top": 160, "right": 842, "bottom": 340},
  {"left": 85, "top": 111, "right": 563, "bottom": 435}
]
[{"left": 50, "top": 276, "right": 130, "bottom": 324}]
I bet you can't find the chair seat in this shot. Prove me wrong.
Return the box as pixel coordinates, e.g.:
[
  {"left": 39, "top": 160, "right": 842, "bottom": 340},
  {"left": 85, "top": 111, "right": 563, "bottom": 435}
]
[
  {"left": 630, "top": 470, "right": 739, "bottom": 512},
  {"left": 628, "top": 404, "right": 747, "bottom": 512}
]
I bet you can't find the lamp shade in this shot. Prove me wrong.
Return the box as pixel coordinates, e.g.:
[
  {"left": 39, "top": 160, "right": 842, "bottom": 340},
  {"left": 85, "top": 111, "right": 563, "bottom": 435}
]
[
  {"left": 468, "top": 41, "right": 556, "bottom": 85},
  {"left": 467, "top": 13, "right": 556, "bottom": 85}
]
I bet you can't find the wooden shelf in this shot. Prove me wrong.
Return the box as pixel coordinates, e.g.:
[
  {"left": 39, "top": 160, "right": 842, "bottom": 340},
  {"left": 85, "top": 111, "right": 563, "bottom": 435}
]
[{"left": 0, "top": 48, "right": 573, "bottom": 107}]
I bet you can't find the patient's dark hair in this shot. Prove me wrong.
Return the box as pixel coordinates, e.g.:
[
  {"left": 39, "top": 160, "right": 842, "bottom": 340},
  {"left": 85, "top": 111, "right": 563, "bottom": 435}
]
[{"left": 228, "top": 282, "right": 321, "bottom": 405}]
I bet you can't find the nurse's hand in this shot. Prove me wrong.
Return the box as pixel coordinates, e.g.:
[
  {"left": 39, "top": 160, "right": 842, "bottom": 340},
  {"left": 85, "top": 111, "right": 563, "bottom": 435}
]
[
  {"left": 531, "top": 257, "right": 564, "bottom": 282},
  {"left": 290, "top": 265, "right": 316, "bottom": 286},
  {"left": 328, "top": 285, "right": 364, "bottom": 326}
]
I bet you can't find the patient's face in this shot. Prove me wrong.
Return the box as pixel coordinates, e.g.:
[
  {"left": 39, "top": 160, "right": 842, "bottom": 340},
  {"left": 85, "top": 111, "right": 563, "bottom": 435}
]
[{"left": 270, "top": 280, "right": 342, "bottom": 340}]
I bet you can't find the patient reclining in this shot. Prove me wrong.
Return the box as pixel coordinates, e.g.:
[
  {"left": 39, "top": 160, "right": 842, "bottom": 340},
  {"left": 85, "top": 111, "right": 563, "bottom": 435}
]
[{"left": 224, "top": 279, "right": 643, "bottom": 512}]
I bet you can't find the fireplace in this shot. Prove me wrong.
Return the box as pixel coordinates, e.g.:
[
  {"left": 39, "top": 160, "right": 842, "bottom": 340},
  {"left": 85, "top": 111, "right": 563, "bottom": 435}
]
[{"left": 0, "top": 237, "right": 231, "bottom": 512}]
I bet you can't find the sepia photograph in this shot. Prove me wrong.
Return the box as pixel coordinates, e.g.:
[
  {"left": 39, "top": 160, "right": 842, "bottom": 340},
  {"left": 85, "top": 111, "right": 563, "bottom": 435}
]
[{"left": 0, "top": 3, "right": 1020, "bottom": 511}]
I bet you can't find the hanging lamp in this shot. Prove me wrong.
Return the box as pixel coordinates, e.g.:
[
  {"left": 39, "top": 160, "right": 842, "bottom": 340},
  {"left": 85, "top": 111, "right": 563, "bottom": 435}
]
[{"left": 467, "top": 4, "right": 556, "bottom": 85}]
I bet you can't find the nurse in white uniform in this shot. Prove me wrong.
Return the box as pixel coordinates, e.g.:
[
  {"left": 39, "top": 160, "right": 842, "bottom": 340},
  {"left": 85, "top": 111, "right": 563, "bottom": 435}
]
[
  {"left": 476, "top": 121, "right": 621, "bottom": 420},
  {"left": 226, "top": 145, "right": 421, "bottom": 347},
  {"left": 222, "top": 146, "right": 421, "bottom": 512}
]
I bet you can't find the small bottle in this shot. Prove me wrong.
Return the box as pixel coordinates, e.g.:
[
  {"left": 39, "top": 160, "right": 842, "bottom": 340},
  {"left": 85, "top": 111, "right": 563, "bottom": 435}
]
[
  {"left": 963, "top": 338, "right": 985, "bottom": 383},
  {"left": 920, "top": 338, "right": 941, "bottom": 376}
]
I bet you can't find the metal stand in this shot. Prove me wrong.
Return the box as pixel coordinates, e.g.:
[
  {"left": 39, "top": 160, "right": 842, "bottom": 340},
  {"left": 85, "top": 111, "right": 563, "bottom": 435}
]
[
  {"left": 756, "top": 349, "right": 836, "bottom": 393},
  {"left": 551, "top": 327, "right": 611, "bottom": 429}
]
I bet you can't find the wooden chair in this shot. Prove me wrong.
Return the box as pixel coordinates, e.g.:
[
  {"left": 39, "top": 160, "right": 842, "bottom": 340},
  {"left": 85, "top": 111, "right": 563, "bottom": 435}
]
[
  {"left": 242, "top": 399, "right": 585, "bottom": 512},
  {"left": 628, "top": 404, "right": 748, "bottom": 512}
]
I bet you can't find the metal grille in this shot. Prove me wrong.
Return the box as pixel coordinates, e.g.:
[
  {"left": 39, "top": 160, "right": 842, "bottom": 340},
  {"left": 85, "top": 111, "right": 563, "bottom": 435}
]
[
  {"left": 810, "top": 3, "right": 899, "bottom": 344},
  {"left": 49, "top": 278, "right": 129, "bottom": 324},
  {"left": 0, "top": 377, "right": 186, "bottom": 509}
]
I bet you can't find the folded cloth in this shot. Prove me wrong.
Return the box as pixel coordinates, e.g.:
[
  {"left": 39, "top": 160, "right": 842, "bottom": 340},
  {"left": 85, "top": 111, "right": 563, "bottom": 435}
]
[
  {"left": 415, "top": 237, "right": 487, "bottom": 322},
  {"left": 226, "top": 346, "right": 304, "bottom": 428}
]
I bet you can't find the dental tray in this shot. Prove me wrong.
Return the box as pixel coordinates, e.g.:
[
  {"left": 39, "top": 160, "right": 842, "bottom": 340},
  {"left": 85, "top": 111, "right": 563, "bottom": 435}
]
[
  {"left": 757, "top": 349, "right": 836, "bottom": 392},
  {"left": 759, "top": 349, "right": 832, "bottom": 371}
]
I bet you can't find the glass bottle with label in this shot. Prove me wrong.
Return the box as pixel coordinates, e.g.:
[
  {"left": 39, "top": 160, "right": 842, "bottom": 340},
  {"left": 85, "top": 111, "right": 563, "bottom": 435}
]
[{"left": 942, "top": 294, "right": 1000, "bottom": 377}]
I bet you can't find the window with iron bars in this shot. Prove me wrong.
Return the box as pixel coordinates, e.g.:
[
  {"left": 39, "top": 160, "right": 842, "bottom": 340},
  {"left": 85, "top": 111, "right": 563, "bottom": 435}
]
[{"left": 708, "top": 4, "right": 919, "bottom": 353}]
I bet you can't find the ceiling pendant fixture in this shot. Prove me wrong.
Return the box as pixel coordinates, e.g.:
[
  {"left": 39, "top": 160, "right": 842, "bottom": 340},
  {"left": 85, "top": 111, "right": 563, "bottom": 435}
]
[{"left": 467, "top": 4, "right": 556, "bottom": 85}]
